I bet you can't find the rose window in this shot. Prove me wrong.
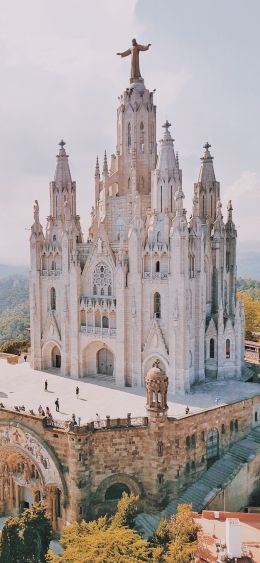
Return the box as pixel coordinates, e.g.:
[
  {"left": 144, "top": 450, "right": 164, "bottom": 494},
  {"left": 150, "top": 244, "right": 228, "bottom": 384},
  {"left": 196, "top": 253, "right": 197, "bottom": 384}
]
[{"left": 93, "top": 262, "right": 112, "bottom": 290}]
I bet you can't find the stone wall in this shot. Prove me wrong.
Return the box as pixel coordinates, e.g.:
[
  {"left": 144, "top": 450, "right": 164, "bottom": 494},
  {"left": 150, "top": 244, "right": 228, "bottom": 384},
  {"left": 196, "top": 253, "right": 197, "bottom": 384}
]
[{"left": 0, "top": 395, "right": 259, "bottom": 528}]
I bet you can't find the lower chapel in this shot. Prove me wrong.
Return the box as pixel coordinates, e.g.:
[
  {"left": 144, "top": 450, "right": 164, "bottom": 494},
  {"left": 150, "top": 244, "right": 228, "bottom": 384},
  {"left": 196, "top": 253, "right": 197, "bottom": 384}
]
[{"left": 0, "top": 367, "right": 259, "bottom": 530}]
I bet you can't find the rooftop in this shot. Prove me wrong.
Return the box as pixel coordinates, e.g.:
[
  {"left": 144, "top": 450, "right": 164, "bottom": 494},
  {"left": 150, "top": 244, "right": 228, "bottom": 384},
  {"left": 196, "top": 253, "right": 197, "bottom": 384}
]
[{"left": 0, "top": 360, "right": 259, "bottom": 424}]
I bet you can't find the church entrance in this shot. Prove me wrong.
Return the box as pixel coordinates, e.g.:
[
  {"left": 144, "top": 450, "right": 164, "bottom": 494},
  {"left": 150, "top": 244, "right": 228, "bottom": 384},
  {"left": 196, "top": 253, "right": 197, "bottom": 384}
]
[
  {"left": 97, "top": 348, "right": 114, "bottom": 376},
  {"left": 52, "top": 346, "right": 61, "bottom": 369}
]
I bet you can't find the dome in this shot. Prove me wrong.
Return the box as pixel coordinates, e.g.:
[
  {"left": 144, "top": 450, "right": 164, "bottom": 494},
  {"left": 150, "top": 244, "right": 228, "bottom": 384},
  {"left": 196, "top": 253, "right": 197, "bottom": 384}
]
[{"left": 146, "top": 360, "right": 167, "bottom": 383}]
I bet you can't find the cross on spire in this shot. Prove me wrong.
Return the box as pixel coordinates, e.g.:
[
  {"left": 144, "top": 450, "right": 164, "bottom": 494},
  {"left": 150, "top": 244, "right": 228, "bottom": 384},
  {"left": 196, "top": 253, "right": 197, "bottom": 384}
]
[
  {"left": 59, "top": 139, "right": 66, "bottom": 149},
  {"left": 162, "top": 120, "right": 171, "bottom": 131},
  {"left": 203, "top": 141, "right": 211, "bottom": 151}
]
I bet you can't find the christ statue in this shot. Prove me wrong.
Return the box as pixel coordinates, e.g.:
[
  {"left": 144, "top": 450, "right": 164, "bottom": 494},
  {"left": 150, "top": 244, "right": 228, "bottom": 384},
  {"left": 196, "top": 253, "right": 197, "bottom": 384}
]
[{"left": 117, "top": 39, "right": 151, "bottom": 81}]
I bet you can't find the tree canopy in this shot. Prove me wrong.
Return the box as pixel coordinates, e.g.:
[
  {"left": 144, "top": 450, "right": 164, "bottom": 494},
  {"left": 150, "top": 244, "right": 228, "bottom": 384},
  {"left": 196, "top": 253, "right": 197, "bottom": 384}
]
[{"left": 48, "top": 497, "right": 199, "bottom": 563}]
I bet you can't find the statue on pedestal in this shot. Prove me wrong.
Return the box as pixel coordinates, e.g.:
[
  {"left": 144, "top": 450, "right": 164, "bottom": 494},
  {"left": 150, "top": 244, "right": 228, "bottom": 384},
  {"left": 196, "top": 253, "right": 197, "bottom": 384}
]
[{"left": 117, "top": 38, "right": 151, "bottom": 81}]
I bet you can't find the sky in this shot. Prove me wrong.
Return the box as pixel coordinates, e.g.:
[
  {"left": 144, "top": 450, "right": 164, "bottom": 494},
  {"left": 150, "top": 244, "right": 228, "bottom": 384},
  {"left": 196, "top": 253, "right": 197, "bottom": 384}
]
[{"left": 0, "top": 0, "right": 259, "bottom": 265}]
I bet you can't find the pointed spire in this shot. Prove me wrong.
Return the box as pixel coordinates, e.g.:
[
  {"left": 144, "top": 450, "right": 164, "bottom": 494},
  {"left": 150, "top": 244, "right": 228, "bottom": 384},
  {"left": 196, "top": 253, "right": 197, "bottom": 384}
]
[
  {"left": 103, "top": 150, "right": 108, "bottom": 175},
  {"left": 176, "top": 151, "right": 179, "bottom": 168},
  {"left": 54, "top": 139, "right": 72, "bottom": 187},
  {"left": 198, "top": 141, "right": 216, "bottom": 183},
  {"left": 95, "top": 156, "right": 100, "bottom": 178},
  {"left": 175, "top": 184, "right": 185, "bottom": 216},
  {"left": 227, "top": 200, "right": 233, "bottom": 222},
  {"left": 157, "top": 121, "right": 177, "bottom": 171}
]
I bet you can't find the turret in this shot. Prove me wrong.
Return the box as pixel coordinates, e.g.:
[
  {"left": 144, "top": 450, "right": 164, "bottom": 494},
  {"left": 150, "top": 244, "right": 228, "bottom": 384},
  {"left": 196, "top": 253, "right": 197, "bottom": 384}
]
[
  {"left": 193, "top": 143, "right": 220, "bottom": 225},
  {"left": 145, "top": 360, "right": 168, "bottom": 421},
  {"left": 49, "top": 140, "right": 76, "bottom": 221}
]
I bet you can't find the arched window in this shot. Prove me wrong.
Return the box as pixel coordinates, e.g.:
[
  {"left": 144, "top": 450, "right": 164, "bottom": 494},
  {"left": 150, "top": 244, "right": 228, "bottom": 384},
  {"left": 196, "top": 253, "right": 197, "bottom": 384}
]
[
  {"left": 210, "top": 194, "right": 213, "bottom": 217},
  {"left": 116, "top": 217, "right": 125, "bottom": 241},
  {"left": 210, "top": 338, "right": 215, "bottom": 359},
  {"left": 51, "top": 261, "right": 55, "bottom": 271},
  {"left": 157, "top": 231, "right": 162, "bottom": 244},
  {"left": 185, "top": 462, "right": 190, "bottom": 474},
  {"left": 128, "top": 177, "right": 131, "bottom": 190},
  {"left": 102, "top": 316, "right": 109, "bottom": 329},
  {"left": 154, "top": 292, "right": 161, "bottom": 318},
  {"left": 140, "top": 122, "right": 144, "bottom": 152},
  {"left": 160, "top": 186, "right": 163, "bottom": 212},
  {"left": 53, "top": 234, "right": 56, "bottom": 243},
  {"left": 127, "top": 122, "right": 131, "bottom": 147},
  {"left": 108, "top": 285, "right": 112, "bottom": 296},
  {"left": 170, "top": 185, "right": 173, "bottom": 212},
  {"left": 156, "top": 261, "right": 160, "bottom": 273},
  {"left": 226, "top": 251, "right": 230, "bottom": 272},
  {"left": 226, "top": 339, "right": 230, "bottom": 359},
  {"left": 93, "top": 285, "right": 97, "bottom": 296},
  {"left": 100, "top": 288, "right": 104, "bottom": 296},
  {"left": 50, "top": 287, "right": 56, "bottom": 311}
]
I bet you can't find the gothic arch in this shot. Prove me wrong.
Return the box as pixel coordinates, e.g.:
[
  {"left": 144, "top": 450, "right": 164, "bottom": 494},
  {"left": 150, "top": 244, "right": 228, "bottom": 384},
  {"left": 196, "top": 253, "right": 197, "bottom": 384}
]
[{"left": 81, "top": 341, "right": 116, "bottom": 377}]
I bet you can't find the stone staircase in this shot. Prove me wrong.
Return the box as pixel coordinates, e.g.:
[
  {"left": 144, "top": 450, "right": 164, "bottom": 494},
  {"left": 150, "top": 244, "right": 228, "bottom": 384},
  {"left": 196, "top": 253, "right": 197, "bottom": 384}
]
[{"left": 135, "top": 426, "right": 260, "bottom": 537}]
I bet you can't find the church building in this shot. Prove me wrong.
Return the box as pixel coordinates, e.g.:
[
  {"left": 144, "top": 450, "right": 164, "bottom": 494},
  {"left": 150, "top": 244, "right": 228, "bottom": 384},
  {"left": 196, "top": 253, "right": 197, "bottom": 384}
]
[{"left": 29, "top": 42, "right": 244, "bottom": 393}]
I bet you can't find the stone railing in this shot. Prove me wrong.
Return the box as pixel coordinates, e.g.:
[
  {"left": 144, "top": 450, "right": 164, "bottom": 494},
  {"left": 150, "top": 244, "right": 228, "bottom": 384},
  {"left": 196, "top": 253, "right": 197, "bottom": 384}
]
[
  {"left": 46, "top": 415, "right": 148, "bottom": 432},
  {"left": 143, "top": 272, "right": 168, "bottom": 280},
  {"left": 80, "top": 325, "right": 116, "bottom": 337},
  {"left": 41, "top": 269, "right": 61, "bottom": 277}
]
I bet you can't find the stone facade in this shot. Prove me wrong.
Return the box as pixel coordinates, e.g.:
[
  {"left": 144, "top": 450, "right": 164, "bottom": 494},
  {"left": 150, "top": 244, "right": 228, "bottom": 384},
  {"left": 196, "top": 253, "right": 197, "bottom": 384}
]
[
  {"left": 29, "top": 65, "right": 244, "bottom": 391},
  {"left": 0, "top": 390, "right": 259, "bottom": 529}
]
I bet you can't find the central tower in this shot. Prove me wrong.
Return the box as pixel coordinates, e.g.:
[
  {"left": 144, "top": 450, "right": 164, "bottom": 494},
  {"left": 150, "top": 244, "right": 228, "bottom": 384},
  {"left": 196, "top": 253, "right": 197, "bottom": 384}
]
[{"left": 116, "top": 80, "right": 157, "bottom": 197}]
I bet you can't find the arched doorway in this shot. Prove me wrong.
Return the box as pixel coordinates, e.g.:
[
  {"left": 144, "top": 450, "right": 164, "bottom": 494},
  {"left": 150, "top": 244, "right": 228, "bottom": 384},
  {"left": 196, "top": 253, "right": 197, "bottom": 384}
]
[
  {"left": 97, "top": 348, "right": 114, "bottom": 376},
  {"left": 42, "top": 341, "right": 61, "bottom": 371},
  {"left": 52, "top": 345, "right": 61, "bottom": 369},
  {"left": 105, "top": 483, "right": 130, "bottom": 501},
  {"left": 206, "top": 428, "right": 219, "bottom": 468}
]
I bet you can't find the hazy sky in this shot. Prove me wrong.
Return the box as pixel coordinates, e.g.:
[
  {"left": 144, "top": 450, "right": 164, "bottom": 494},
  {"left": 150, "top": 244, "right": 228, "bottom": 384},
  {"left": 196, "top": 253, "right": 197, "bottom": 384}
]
[{"left": 0, "top": 0, "right": 259, "bottom": 265}]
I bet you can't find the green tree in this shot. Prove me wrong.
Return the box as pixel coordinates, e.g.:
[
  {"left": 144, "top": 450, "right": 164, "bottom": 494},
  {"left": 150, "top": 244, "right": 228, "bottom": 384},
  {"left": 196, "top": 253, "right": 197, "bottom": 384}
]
[
  {"left": 0, "top": 516, "right": 21, "bottom": 563},
  {"left": 20, "top": 505, "right": 52, "bottom": 562},
  {"left": 0, "top": 337, "right": 30, "bottom": 355},
  {"left": 0, "top": 505, "right": 52, "bottom": 563},
  {"left": 48, "top": 496, "right": 153, "bottom": 563},
  {"left": 110, "top": 492, "right": 139, "bottom": 529},
  {"left": 237, "top": 291, "right": 260, "bottom": 339}
]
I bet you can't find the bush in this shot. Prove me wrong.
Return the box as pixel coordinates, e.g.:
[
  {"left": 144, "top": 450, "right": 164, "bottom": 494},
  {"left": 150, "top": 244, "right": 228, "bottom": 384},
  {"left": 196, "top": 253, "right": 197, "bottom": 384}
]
[{"left": 0, "top": 338, "right": 30, "bottom": 355}]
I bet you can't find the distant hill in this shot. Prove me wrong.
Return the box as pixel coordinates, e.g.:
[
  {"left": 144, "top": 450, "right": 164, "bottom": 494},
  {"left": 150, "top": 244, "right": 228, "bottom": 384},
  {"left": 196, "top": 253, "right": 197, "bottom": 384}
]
[
  {"left": 0, "top": 264, "right": 28, "bottom": 279},
  {"left": 237, "top": 241, "right": 260, "bottom": 281},
  {"left": 0, "top": 275, "right": 29, "bottom": 345}
]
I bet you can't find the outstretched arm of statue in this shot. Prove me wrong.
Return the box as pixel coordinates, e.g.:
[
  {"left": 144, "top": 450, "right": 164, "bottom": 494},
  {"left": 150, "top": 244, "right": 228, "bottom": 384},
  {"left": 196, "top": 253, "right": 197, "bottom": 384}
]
[
  {"left": 138, "top": 43, "right": 151, "bottom": 51},
  {"left": 116, "top": 49, "right": 131, "bottom": 57}
]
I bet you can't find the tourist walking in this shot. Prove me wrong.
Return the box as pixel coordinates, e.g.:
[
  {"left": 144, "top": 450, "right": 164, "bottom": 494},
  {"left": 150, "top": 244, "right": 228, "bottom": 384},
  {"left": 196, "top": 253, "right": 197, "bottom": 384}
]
[
  {"left": 76, "top": 386, "right": 79, "bottom": 399},
  {"left": 185, "top": 406, "right": 190, "bottom": 415},
  {"left": 46, "top": 406, "right": 50, "bottom": 416},
  {"left": 44, "top": 380, "right": 48, "bottom": 391},
  {"left": 96, "top": 413, "right": 101, "bottom": 428},
  {"left": 24, "top": 354, "right": 27, "bottom": 362},
  {"left": 77, "top": 416, "right": 81, "bottom": 427},
  {"left": 38, "top": 405, "right": 43, "bottom": 416},
  {"left": 55, "top": 398, "right": 59, "bottom": 412}
]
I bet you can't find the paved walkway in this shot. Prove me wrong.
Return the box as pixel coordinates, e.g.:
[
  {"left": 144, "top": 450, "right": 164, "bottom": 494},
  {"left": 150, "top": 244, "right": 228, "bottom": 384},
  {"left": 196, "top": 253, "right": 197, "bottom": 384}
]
[{"left": 0, "top": 360, "right": 259, "bottom": 424}]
